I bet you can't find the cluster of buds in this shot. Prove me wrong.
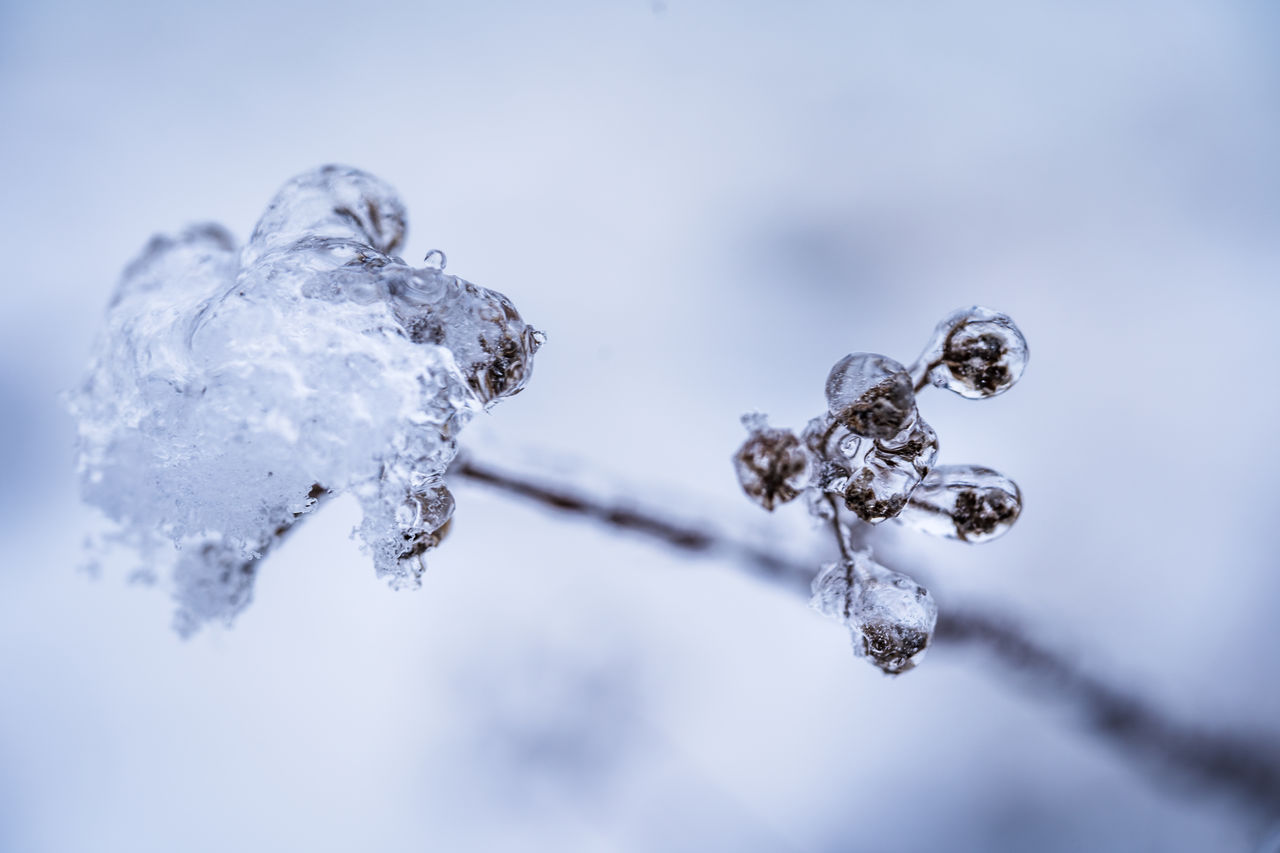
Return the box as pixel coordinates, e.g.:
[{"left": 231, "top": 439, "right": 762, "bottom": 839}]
[{"left": 734, "top": 307, "right": 1028, "bottom": 673}]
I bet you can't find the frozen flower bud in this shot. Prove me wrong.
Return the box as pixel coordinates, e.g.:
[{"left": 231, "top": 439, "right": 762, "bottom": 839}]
[
  {"left": 850, "top": 563, "right": 937, "bottom": 674},
  {"left": 810, "top": 555, "right": 937, "bottom": 675},
  {"left": 391, "top": 268, "right": 543, "bottom": 405},
  {"left": 911, "top": 306, "right": 1028, "bottom": 399},
  {"left": 841, "top": 416, "right": 938, "bottom": 524},
  {"left": 396, "top": 483, "right": 456, "bottom": 561},
  {"left": 842, "top": 454, "right": 915, "bottom": 523},
  {"left": 901, "top": 464, "right": 1022, "bottom": 543},
  {"left": 734, "top": 413, "right": 810, "bottom": 511},
  {"left": 825, "top": 353, "right": 917, "bottom": 439},
  {"left": 243, "top": 164, "right": 407, "bottom": 266}
]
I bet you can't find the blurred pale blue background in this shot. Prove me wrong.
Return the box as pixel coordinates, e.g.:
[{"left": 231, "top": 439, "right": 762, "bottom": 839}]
[{"left": 1, "top": 1, "right": 1278, "bottom": 850}]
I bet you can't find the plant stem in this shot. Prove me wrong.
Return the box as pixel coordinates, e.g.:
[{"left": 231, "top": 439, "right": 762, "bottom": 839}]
[{"left": 450, "top": 452, "right": 1280, "bottom": 823}]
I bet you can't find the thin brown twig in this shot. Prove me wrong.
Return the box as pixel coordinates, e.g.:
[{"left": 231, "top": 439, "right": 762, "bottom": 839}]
[{"left": 450, "top": 453, "right": 1280, "bottom": 823}]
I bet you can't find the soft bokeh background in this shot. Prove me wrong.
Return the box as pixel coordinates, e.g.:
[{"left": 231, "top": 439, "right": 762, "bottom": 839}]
[{"left": 2, "top": 1, "right": 1278, "bottom": 850}]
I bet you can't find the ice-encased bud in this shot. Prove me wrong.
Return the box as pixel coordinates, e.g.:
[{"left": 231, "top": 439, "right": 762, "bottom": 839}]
[
  {"left": 70, "top": 165, "right": 540, "bottom": 632},
  {"left": 810, "top": 555, "right": 937, "bottom": 675},
  {"left": 901, "top": 464, "right": 1022, "bottom": 543},
  {"left": 396, "top": 483, "right": 455, "bottom": 562},
  {"left": 841, "top": 416, "right": 938, "bottom": 524},
  {"left": 911, "top": 306, "right": 1028, "bottom": 399},
  {"left": 849, "top": 562, "right": 937, "bottom": 674},
  {"left": 825, "top": 353, "right": 917, "bottom": 439},
  {"left": 243, "top": 164, "right": 407, "bottom": 266},
  {"left": 391, "top": 269, "right": 543, "bottom": 405},
  {"left": 800, "top": 411, "right": 938, "bottom": 524},
  {"left": 733, "top": 413, "right": 810, "bottom": 511}
]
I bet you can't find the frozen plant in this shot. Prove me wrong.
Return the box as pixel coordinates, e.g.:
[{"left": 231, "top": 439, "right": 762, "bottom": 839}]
[
  {"left": 733, "top": 307, "right": 1028, "bottom": 673},
  {"left": 69, "top": 165, "right": 542, "bottom": 635}
]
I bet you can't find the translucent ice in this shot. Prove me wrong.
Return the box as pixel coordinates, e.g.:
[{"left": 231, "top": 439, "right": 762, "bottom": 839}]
[
  {"left": 733, "top": 413, "right": 810, "bottom": 511},
  {"left": 901, "top": 464, "right": 1022, "bottom": 543},
  {"left": 70, "top": 165, "right": 541, "bottom": 631},
  {"left": 802, "top": 411, "right": 938, "bottom": 524},
  {"left": 810, "top": 554, "right": 937, "bottom": 675},
  {"left": 910, "top": 306, "right": 1028, "bottom": 399},
  {"left": 825, "top": 353, "right": 917, "bottom": 439}
]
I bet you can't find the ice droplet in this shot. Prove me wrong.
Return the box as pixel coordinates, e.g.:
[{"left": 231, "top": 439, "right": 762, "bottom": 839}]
[
  {"left": 422, "top": 249, "right": 447, "bottom": 270},
  {"left": 825, "top": 353, "right": 917, "bottom": 440},
  {"left": 733, "top": 414, "right": 810, "bottom": 511},
  {"left": 901, "top": 464, "right": 1022, "bottom": 543},
  {"left": 910, "top": 306, "right": 1028, "bottom": 399},
  {"left": 69, "top": 165, "right": 540, "bottom": 632},
  {"left": 811, "top": 555, "right": 937, "bottom": 675}
]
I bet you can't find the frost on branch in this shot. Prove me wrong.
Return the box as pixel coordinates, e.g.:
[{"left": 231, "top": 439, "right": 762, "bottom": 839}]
[
  {"left": 735, "top": 307, "right": 1025, "bottom": 673},
  {"left": 70, "top": 165, "right": 541, "bottom": 634}
]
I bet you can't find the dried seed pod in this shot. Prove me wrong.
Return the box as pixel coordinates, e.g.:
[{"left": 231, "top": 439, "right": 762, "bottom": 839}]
[
  {"left": 901, "top": 464, "right": 1022, "bottom": 543},
  {"left": 825, "top": 353, "right": 917, "bottom": 439},
  {"left": 733, "top": 414, "right": 810, "bottom": 511},
  {"left": 911, "top": 306, "right": 1028, "bottom": 399}
]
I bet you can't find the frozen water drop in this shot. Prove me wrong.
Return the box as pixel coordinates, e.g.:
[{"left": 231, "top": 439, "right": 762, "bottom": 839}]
[
  {"left": 811, "top": 554, "right": 936, "bottom": 675},
  {"left": 910, "top": 306, "right": 1028, "bottom": 399},
  {"left": 422, "top": 249, "right": 447, "bottom": 270},
  {"left": 848, "top": 561, "right": 937, "bottom": 675},
  {"left": 901, "top": 464, "right": 1022, "bottom": 543},
  {"left": 825, "top": 353, "right": 917, "bottom": 439}
]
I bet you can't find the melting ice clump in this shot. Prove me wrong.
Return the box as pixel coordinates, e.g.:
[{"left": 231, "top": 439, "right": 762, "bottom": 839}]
[{"left": 70, "top": 166, "right": 541, "bottom": 634}]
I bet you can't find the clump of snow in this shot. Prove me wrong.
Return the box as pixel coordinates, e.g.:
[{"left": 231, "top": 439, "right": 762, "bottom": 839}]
[{"left": 70, "top": 165, "right": 541, "bottom": 633}]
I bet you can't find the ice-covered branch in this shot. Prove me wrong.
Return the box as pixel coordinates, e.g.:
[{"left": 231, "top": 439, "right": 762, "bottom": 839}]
[{"left": 451, "top": 453, "right": 1280, "bottom": 822}]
